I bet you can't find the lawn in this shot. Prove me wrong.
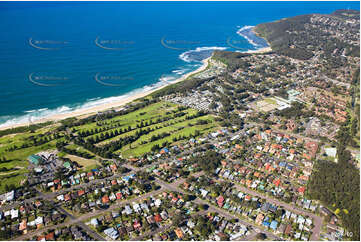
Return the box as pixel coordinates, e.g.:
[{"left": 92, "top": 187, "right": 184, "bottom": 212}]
[
  {"left": 0, "top": 100, "right": 220, "bottom": 191},
  {"left": 0, "top": 124, "right": 62, "bottom": 192},
  {"left": 64, "top": 154, "right": 100, "bottom": 172},
  {"left": 0, "top": 172, "right": 26, "bottom": 193},
  {"left": 75, "top": 102, "right": 178, "bottom": 133},
  {"left": 71, "top": 101, "right": 220, "bottom": 158},
  {"left": 119, "top": 115, "right": 218, "bottom": 158},
  {"left": 264, "top": 97, "right": 277, "bottom": 105},
  {"left": 94, "top": 108, "right": 199, "bottom": 146}
]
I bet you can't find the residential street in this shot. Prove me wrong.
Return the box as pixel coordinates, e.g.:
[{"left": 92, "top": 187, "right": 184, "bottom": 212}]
[
  {"left": 13, "top": 188, "right": 165, "bottom": 241},
  {"left": 9, "top": 136, "right": 323, "bottom": 241},
  {"left": 229, "top": 181, "right": 323, "bottom": 241},
  {"left": 13, "top": 167, "right": 282, "bottom": 241}
]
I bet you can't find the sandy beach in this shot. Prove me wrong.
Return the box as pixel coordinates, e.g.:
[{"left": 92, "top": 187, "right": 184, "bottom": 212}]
[
  {"left": 245, "top": 46, "right": 272, "bottom": 54},
  {"left": 0, "top": 57, "right": 211, "bottom": 131}
]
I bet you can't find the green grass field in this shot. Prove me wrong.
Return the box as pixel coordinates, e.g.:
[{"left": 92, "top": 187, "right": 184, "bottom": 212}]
[
  {"left": 119, "top": 115, "right": 217, "bottom": 158},
  {"left": 72, "top": 101, "right": 220, "bottom": 158},
  {"left": 0, "top": 100, "right": 220, "bottom": 192},
  {"left": 64, "top": 154, "right": 99, "bottom": 172},
  {"left": 0, "top": 125, "right": 61, "bottom": 192},
  {"left": 263, "top": 97, "right": 277, "bottom": 105}
]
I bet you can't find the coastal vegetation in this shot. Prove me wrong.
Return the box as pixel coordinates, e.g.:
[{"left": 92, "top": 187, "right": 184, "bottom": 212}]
[
  {"left": 152, "top": 76, "right": 215, "bottom": 98},
  {"left": 254, "top": 9, "right": 360, "bottom": 65},
  {"left": 0, "top": 121, "right": 53, "bottom": 138}
]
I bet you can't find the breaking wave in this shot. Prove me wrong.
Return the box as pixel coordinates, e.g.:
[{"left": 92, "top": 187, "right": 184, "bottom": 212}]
[
  {"left": 236, "top": 25, "right": 269, "bottom": 49},
  {"left": 179, "top": 46, "right": 228, "bottom": 62}
]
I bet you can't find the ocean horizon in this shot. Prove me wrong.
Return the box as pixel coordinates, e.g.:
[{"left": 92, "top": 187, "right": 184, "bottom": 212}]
[{"left": 0, "top": 1, "right": 359, "bottom": 128}]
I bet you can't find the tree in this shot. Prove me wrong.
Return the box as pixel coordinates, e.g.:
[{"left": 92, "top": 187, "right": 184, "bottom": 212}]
[
  {"left": 190, "top": 150, "right": 223, "bottom": 174},
  {"left": 172, "top": 213, "right": 185, "bottom": 226},
  {"left": 256, "top": 233, "right": 267, "bottom": 240}
]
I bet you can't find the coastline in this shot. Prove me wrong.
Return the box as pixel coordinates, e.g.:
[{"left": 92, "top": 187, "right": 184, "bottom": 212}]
[
  {"left": 235, "top": 25, "right": 272, "bottom": 54},
  {"left": 244, "top": 46, "right": 272, "bottom": 54},
  {"left": 0, "top": 57, "right": 211, "bottom": 131}
]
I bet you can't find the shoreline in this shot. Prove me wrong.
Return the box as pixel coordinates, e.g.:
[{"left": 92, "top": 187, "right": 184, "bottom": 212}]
[
  {"left": 0, "top": 57, "right": 211, "bottom": 131},
  {"left": 244, "top": 46, "right": 272, "bottom": 54}
]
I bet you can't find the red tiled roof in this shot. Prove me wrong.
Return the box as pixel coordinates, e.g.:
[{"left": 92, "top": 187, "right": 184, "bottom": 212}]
[
  {"left": 273, "top": 179, "right": 281, "bottom": 187},
  {"left": 133, "top": 220, "right": 141, "bottom": 229},
  {"left": 110, "top": 164, "right": 117, "bottom": 171},
  {"left": 154, "top": 214, "right": 162, "bottom": 223},
  {"left": 102, "top": 195, "right": 110, "bottom": 204},
  {"left": 78, "top": 190, "right": 85, "bottom": 196},
  {"left": 116, "top": 192, "right": 123, "bottom": 200},
  {"left": 45, "top": 232, "right": 55, "bottom": 241},
  {"left": 175, "top": 228, "right": 184, "bottom": 238},
  {"left": 217, "top": 196, "right": 224, "bottom": 207},
  {"left": 298, "top": 187, "right": 306, "bottom": 194},
  {"left": 19, "top": 219, "right": 27, "bottom": 231},
  {"left": 37, "top": 235, "right": 45, "bottom": 241}
]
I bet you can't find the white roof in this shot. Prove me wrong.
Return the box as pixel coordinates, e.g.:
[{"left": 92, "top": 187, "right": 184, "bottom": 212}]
[
  {"left": 109, "top": 193, "right": 116, "bottom": 200},
  {"left": 104, "top": 227, "right": 118, "bottom": 239},
  {"left": 5, "top": 190, "right": 14, "bottom": 201},
  {"left": 27, "top": 220, "right": 36, "bottom": 226},
  {"left": 132, "top": 203, "right": 140, "bottom": 210},
  {"left": 90, "top": 218, "right": 99, "bottom": 226},
  {"left": 297, "top": 215, "right": 305, "bottom": 224},
  {"left": 35, "top": 216, "right": 43, "bottom": 225},
  {"left": 34, "top": 167, "right": 43, "bottom": 172},
  {"left": 325, "top": 147, "right": 337, "bottom": 157},
  {"left": 124, "top": 205, "right": 133, "bottom": 214},
  {"left": 11, "top": 209, "right": 18, "bottom": 219},
  {"left": 154, "top": 199, "right": 162, "bottom": 207},
  {"left": 200, "top": 189, "right": 208, "bottom": 197},
  {"left": 187, "top": 220, "right": 195, "bottom": 228}
]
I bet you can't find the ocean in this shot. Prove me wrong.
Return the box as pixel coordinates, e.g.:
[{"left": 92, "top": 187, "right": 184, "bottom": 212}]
[{"left": 0, "top": 1, "right": 359, "bottom": 127}]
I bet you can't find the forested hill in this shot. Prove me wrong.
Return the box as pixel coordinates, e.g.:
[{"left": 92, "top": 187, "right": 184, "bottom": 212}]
[{"left": 254, "top": 9, "right": 360, "bottom": 61}]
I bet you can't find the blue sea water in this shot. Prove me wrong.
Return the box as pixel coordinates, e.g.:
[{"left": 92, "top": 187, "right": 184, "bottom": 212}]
[{"left": 0, "top": 1, "right": 359, "bottom": 127}]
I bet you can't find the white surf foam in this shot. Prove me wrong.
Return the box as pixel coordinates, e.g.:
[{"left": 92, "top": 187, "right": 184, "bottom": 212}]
[
  {"left": 0, "top": 76, "right": 182, "bottom": 129},
  {"left": 1, "top": 45, "right": 224, "bottom": 130},
  {"left": 179, "top": 46, "right": 228, "bottom": 63},
  {"left": 172, "top": 67, "right": 189, "bottom": 75},
  {"left": 236, "top": 25, "right": 271, "bottom": 52},
  {"left": 236, "top": 25, "right": 263, "bottom": 47}
]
